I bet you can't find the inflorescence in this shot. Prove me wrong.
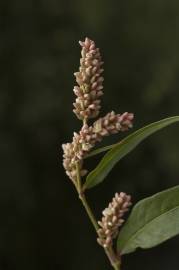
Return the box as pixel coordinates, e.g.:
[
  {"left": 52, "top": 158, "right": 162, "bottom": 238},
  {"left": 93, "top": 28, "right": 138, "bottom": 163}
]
[
  {"left": 62, "top": 37, "right": 134, "bottom": 184},
  {"left": 73, "top": 38, "right": 104, "bottom": 120},
  {"left": 97, "top": 192, "right": 132, "bottom": 248}
]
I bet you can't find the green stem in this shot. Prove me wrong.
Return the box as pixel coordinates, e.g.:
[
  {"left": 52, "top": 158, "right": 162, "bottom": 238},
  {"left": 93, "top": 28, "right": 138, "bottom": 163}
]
[
  {"left": 76, "top": 162, "right": 82, "bottom": 192},
  {"left": 105, "top": 247, "right": 121, "bottom": 270},
  {"left": 79, "top": 192, "right": 99, "bottom": 231},
  {"left": 76, "top": 162, "right": 99, "bottom": 232},
  {"left": 113, "top": 264, "right": 121, "bottom": 270}
]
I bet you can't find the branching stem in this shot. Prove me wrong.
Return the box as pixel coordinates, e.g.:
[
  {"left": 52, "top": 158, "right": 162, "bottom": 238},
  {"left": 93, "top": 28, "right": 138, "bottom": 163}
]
[{"left": 75, "top": 162, "right": 121, "bottom": 270}]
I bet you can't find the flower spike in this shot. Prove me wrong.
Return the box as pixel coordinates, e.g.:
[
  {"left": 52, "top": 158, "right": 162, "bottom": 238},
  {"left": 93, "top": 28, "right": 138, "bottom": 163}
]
[
  {"left": 97, "top": 192, "right": 132, "bottom": 249},
  {"left": 73, "top": 37, "right": 104, "bottom": 121},
  {"left": 62, "top": 111, "right": 134, "bottom": 183}
]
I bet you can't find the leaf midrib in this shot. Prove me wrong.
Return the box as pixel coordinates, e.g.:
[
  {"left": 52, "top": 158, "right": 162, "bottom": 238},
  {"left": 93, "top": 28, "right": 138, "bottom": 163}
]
[{"left": 121, "top": 205, "right": 179, "bottom": 253}]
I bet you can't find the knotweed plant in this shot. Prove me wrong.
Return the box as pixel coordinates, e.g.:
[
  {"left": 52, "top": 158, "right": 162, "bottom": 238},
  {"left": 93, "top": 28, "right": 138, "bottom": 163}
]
[{"left": 62, "top": 38, "right": 179, "bottom": 270}]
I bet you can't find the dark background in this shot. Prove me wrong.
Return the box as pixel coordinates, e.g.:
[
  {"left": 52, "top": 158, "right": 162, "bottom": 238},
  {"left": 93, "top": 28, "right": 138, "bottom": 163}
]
[{"left": 1, "top": 0, "right": 179, "bottom": 269}]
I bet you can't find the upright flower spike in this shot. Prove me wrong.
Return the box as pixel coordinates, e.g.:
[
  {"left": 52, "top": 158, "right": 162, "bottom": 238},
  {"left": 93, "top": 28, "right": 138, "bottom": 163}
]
[
  {"left": 73, "top": 37, "right": 104, "bottom": 121},
  {"left": 97, "top": 192, "right": 132, "bottom": 249}
]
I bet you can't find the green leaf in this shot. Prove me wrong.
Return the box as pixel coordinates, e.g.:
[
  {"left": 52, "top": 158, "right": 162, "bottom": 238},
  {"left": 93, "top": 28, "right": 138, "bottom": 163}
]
[
  {"left": 85, "top": 144, "right": 116, "bottom": 159},
  {"left": 117, "top": 185, "right": 179, "bottom": 254},
  {"left": 84, "top": 116, "right": 179, "bottom": 189}
]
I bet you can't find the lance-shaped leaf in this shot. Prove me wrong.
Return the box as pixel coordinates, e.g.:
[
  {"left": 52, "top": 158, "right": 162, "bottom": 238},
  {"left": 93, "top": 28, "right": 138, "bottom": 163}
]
[
  {"left": 117, "top": 185, "right": 179, "bottom": 254},
  {"left": 83, "top": 116, "right": 179, "bottom": 189}
]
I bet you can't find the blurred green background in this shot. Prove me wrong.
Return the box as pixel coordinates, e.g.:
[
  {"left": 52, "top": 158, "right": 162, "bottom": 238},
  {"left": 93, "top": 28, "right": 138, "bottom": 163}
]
[{"left": 1, "top": 0, "right": 179, "bottom": 269}]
